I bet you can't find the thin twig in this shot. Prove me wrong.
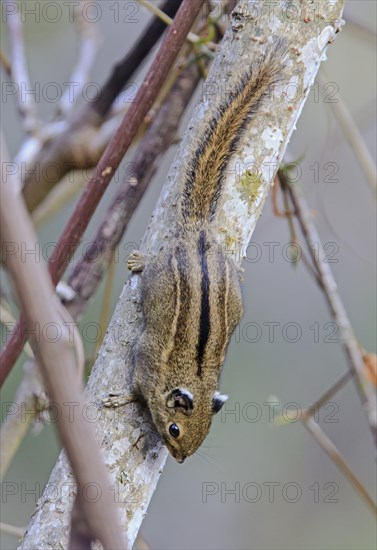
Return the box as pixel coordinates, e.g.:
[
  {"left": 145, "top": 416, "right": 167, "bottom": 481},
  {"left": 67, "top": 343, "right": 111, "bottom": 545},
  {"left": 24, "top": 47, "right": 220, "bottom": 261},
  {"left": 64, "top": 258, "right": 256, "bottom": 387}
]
[
  {"left": 30, "top": 113, "right": 128, "bottom": 227},
  {"left": 282, "top": 171, "right": 377, "bottom": 446},
  {"left": 274, "top": 370, "right": 375, "bottom": 514},
  {"left": 274, "top": 175, "right": 322, "bottom": 285},
  {"left": 59, "top": 0, "right": 100, "bottom": 116},
  {"left": 0, "top": 361, "right": 45, "bottom": 480},
  {"left": 318, "top": 71, "right": 376, "bottom": 193},
  {"left": 301, "top": 371, "right": 352, "bottom": 421},
  {"left": 0, "top": 50, "right": 12, "bottom": 76},
  {"left": 32, "top": 169, "right": 93, "bottom": 227},
  {"left": 303, "top": 417, "right": 377, "bottom": 515},
  {"left": 273, "top": 167, "right": 376, "bottom": 510},
  {"left": 273, "top": 388, "right": 376, "bottom": 515},
  {"left": 134, "top": 534, "right": 151, "bottom": 550},
  {"left": 139, "top": 0, "right": 213, "bottom": 47},
  {"left": 0, "top": 0, "right": 206, "bottom": 386},
  {"left": 91, "top": 0, "right": 184, "bottom": 119},
  {"left": 345, "top": 14, "right": 376, "bottom": 42},
  {"left": 5, "top": 0, "right": 38, "bottom": 134},
  {"left": 0, "top": 298, "right": 33, "bottom": 357},
  {"left": 273, "top": 371, "right": 353, "bottom": 428},
  {"left": 0, "top": 522, "right": 25, "bottom": 539}
]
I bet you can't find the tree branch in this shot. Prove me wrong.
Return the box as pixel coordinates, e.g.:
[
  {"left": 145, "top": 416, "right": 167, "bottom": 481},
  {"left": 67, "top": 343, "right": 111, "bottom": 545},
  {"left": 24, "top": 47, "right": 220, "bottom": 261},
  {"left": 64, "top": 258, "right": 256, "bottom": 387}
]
[
  {"left": 302, "top": 417, "right": 377, "bottom": 515},
  {"left": 1, "top": 134, "right": 126, "bottom": 549},
  {"left": 0, "top": 360, "right": 45, "bottom": 480},
  {"left": 59, "top": 0, "right": 100, "bottom": 116},
  {"left": 281, "top": 171, "right": 377, "bottom": 445},
  {"left": 19, "top": 1, "right": 346, "bottom": 547},
  {"left": 91, "top": 0, "right": 184, "bottom": 119},
  {"left": 318, "top": 71, "right": 376, "bottom": 193},
  {"left": 274, "top": 371, "right": 376, "bottom": 514},
  {"left": 4, "top": 0, "right": 38, "bottom": 134},
  {"left": 17, "top": 0, "right": 184, "bottom": 212}
]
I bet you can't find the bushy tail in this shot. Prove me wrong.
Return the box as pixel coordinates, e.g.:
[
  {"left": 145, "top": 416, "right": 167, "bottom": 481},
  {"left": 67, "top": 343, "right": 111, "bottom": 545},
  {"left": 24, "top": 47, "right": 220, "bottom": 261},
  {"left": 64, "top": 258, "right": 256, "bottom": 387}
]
[{"left": 182, "top": 40, "right": 286, "bottom": 222}]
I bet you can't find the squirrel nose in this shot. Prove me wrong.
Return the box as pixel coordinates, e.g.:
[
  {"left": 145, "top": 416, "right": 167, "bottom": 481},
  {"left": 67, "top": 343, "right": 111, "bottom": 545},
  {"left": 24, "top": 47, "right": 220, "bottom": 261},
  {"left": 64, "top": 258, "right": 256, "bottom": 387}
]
[
  {"left": 171, "top": 449, "right": 186, "bottom": 463},
  {"left": 168, "top": 445, "right": 187, "bottom": 463}
]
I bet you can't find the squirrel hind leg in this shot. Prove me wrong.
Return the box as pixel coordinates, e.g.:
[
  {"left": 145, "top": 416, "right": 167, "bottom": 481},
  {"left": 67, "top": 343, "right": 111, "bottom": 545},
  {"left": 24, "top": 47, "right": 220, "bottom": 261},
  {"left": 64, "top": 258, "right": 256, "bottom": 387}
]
[{"left": 128, "top": 250, "right": 146, "bottom": 273}]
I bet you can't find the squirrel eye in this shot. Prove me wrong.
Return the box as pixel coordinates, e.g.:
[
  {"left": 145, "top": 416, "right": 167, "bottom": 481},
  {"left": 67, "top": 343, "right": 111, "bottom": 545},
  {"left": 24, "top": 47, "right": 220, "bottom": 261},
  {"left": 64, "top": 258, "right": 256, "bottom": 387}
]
[{"left": 169, "top": 423, "right": 180, "bottom": 438}]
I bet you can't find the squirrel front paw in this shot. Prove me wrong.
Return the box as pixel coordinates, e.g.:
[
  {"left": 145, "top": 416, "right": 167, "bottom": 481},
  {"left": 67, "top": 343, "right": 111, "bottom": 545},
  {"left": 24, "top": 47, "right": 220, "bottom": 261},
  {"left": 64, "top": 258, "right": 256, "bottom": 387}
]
[
  {"left": 102, "top": 391, "right": 138, "bottom": 408},
  {"left": 127, "top": 250, "right": 146, "bottom": 273}
]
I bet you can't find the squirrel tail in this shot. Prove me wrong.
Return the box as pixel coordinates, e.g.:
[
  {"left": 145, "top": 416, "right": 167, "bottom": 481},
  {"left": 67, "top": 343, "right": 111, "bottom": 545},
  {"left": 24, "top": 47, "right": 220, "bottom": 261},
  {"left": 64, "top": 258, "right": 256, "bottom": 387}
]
[{"left": 182, "top": 40, "right": 286, "bottom": 223}]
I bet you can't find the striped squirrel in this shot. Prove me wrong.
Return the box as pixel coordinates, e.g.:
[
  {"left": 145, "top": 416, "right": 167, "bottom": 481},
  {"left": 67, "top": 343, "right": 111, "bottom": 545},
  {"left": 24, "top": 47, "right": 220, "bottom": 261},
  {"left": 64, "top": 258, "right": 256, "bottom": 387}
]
[{"left": 104, "top": 42, "right": 284, "bottom": 463}]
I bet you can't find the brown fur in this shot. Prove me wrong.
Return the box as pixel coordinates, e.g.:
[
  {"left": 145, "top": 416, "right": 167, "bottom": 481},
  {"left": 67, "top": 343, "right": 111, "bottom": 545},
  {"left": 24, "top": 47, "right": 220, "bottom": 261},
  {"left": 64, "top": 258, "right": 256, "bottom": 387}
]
[
  {"left": 128, "top": 42, "right": 285, "bottom": 462},
  {"left": 131, "top": 230, "right": 242, "bottom": 461}
]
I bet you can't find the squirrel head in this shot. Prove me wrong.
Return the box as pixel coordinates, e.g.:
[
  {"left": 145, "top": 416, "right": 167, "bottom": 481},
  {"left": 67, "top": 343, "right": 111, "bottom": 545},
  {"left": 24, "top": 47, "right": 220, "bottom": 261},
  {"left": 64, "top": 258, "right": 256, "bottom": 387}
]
[{"left": 149, "top": 387, "right": 228, "bottom": 463}]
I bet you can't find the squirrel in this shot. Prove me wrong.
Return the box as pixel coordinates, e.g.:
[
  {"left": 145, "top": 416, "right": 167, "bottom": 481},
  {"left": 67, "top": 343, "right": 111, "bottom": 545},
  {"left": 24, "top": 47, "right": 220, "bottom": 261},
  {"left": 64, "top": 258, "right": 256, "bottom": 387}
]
[{"left": 104, "top": 42, "right": 284, "bottom": 463}]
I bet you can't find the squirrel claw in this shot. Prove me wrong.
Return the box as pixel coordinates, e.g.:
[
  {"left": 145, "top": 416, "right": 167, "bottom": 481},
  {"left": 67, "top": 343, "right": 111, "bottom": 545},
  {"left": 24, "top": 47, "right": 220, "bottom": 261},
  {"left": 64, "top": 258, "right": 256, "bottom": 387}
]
[{"left": 128, "top": 250, "right": 145, "bottom": 273}]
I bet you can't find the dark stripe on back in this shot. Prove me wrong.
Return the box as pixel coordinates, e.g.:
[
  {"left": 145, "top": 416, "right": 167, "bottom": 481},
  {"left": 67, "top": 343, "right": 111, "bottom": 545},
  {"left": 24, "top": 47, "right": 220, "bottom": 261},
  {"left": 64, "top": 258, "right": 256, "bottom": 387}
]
[{"left": 197, "top": 230, "right": 210, "bottom": 376}]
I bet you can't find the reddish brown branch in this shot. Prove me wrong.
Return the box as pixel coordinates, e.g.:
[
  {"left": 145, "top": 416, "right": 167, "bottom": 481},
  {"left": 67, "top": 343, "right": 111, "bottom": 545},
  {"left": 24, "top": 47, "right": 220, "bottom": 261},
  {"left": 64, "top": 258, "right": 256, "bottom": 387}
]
[
  {"left": 0, "top": 0, "right": 205, "bottom": 387},
  {"left": 91, "top": 0, "right": 184, "bottom": 119},
  {"left": 21, "top": 0, "right": 183, "bottom": 212}
]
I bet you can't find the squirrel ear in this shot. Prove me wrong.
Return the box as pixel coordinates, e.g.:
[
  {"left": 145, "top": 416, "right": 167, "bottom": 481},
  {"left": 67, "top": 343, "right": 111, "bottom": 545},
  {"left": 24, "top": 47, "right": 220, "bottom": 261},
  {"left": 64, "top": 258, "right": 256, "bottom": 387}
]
[
  {"left": 212, "top": 392, "right": 228, "bottom": 414},
  {"left": 166, "top": 388, "right": 194, "bottom": 412}
]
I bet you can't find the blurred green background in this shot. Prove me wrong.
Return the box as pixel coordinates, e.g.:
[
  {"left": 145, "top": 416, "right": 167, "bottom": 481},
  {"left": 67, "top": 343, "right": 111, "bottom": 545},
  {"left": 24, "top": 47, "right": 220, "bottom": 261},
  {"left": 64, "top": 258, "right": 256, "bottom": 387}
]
[{"left": 1, "top": 1, "right": 376, "bottom": 549}]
